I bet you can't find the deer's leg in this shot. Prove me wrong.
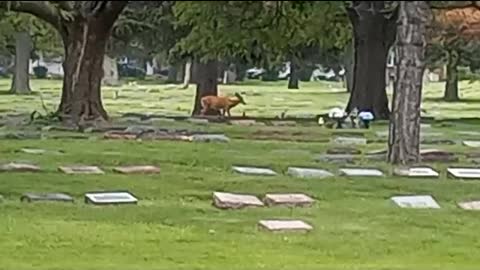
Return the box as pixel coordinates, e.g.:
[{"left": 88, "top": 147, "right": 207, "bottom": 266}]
[{"left": 227, "top": 108, "right": 231, "bottom": 118}]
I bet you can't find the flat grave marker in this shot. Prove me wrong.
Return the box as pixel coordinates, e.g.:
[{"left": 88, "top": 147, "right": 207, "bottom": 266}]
[
  {"left": 21, "top": 193, "right": 74, "bottom": 203},
  {"left": 85, "top": 191, "right": 138, "bottom": 205},
  {"left": 315, "top": 154, "right": 355, "bottom": 164},
  {"left": 447, "top": 168, "right": 480, "bottom": 180},
  {"left": 232, "top": 166, "right": 277, "bottom": 176},
  {"left": 463, "top": 141, "right": 480, "bottom": 148},
  {"left": 458, "top": 201, "right": 480, "bottom": 210},
  {"left": 391, "top": 195, "right": 441, "bottom": 209},
  {"left": 113, "top": 165, "right": 160, "bottom": 174},
  {"left": 213, "top": 192, "right": 264, "bottom": 209},
  {"left": 59, "top": 165, "right": 105, "bottom": 175},
  {"left": 393, "top": 167, "right": 439, "bottom": 178},
  {"left": 339, "top": 168, "right": 384, "bottom": 177},
  {"left": 420, "top": 149, "right": 458, "bottom": 162},
  {"left": 332, "top": 136, "right": 367, "bottom": 145},
  {"left": 264, "top": 193, "right": 315, "bottom": 207},
  {"left": 287, "top": 167, "right": 333, "bottom": 179},
  {"left": 189, "top": 134, "right": 230, "bottom": 143},
  {"left": 0, "top": 162, "right": 41, "bottom": 172},
  {"left": 230, "top": 120, "right": 257, "bottom": 126},
  {"left": 258, "top": 220, "right": 313, "bottom": 233}
]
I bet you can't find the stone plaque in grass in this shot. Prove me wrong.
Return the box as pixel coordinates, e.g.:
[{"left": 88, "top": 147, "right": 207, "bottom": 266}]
[
  {"left": 103, "top": 131, "right": 138, "bottom": 140},
  {"left": 213, "top": 192, "right": 264, "bottom": 209},
  {"left": 420, "top": 149, "right": 458, "bottom": 163},
  {"left": 187, "top": 118, "right": 209, "bottom": 125},
  {"left": 393, "top": 167, "right": 439, "bottom": 178},
  {"left": 287, "top": 167, "right": 333, "bottom": 179},
  {"left": 264, "top": 193, "right": 314, "bottom": 207},
  {"left": 230, "top": 120, "right": 257, "bottom": 126},
  {"left": 271, "top": 121, "right": 297, "bottom": 127},
  {"left": 463, "top": 141, "right": 480, "bottom": 148},
  {"left": 232, "top": 166, "right": 277, "bottom": 176},
  {"left": 18, "top": 148, "right": 64, "bottom": 155},
  {"left": 113, "top": 165, "right": 160, "bottom": 174},
  {"left": 258, "top": 220, "right": 313, "bottom": 233},
  {"left": 458, "top": 201, "right": 480, "bottom": 210},
  {"left": 447, "top": 168, "right": 480, "bottom": 180},
  {"left": 189, "top": 134, "right": 230, "bottom": 143},
  {"left": 20, "top": 192, "right": 74, "bottom": 203},
  {"left": 421, "top": 139, "right": 456, "bottom": 145},
  {"left": 339, "top": 168, "right": 384, "bottom": 177},
  {"left": 314, "top": 154, "right": 355, "bottom": 164},
  {"left": 85, "top": 191, "right": 138, "bottom": 205},
  {"left": 59, "top": 165, "right": 104, "bottom": 175},
  {"left": 326, "top": 147, "right": 361, "bottom": 155},
  {"left": 332, "top": 136, "right": 367, "bottom": 145},
  {"left": 391, "top": 195, "right": 441, "bottom": 209},
  {"left": 0, "top": 162, "right": 41, "bottom": 172}
]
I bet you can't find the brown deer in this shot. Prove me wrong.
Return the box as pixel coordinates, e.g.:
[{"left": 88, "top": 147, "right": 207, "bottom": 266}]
[{"left": 200, "top": 92, "right": 246, "bottom": 117}]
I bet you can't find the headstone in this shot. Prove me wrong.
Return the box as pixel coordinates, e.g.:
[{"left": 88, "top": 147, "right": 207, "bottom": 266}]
[
  {"left": 463, "top": 141, "right": 480, "bottom": 148},
  {"left": 20, "top": 193, "right": 74, "bottom": 203},
  {"left": 287, "top": 167, "right": 333, "bottom": 179},
  {"left": 264, "top": 193, "right": 315, "bottom": 207},
  {"left": 458, "top": 131, "right": 480, "bottom": 136},
  {"left": 258, "top": 220, "right": 313, "bottom": 233},
  {"left": 420, "top": 149, "right": 458, "bottom": 162},
  {"left": 391, "top": 195, "right": 441, "bottom": 209},
  {"left": 232, "top": 166, "right": 277, "bottom": 176},
  {"left": 271, "top": 121, "right": 297, "bottom": 127},
  {"left": 124, "top": 125, "right": 157, "bottom": 134},
  {"left": 314, "top": 154, "right": 355, "bottom": 164},
  {"left": 393, "top": 167, "right": 439, "bottom": 178},
  {"left": 189, "top": 134, "right": 230, "bottom": 143},
  {"left": 230, "top": 120, "right": 257, "bottom": 126},
  {"left": 59, "top": 165, "right": 105, "bottom": 175},
  {"left": 213, "top": 192, "right": 264, "bottom": 209},
  {"left": 447, "top": 168, "right": 480, "bottom": 180},
  {"left": 113, "top": 165, "right": 160, "bottom": 174},
  {"left": 339, "top": 168, "right": 384, "bottom": 177},
  {"left": 84, "top": 191, "right": 138, "bottom": 205},
  {"left": 0, "top": 162, "right": 41, "bottom": 172},
  {"left": 326, "top": 147, "right": 361, "bottom": 155},
  {"left": 332, "top": 136, "right": 367, "bottom": 145},
  {"left": 366, "top": 149, "right": 388, "bottom": 155},
  {"left": 458, "top": 201, "right": 480, "bottom": 210},
  {"left": 187, "top": 118, "right": 209, "bottom": 125}
]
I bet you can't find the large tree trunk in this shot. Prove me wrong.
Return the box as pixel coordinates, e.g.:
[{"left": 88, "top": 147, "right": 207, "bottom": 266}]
[
  {"left": 388, "top": 1, "right": 430, "bottom": 165},
  {"left": 10, "top": 32, "right": 32, "bottom": 94},
  {"left": 191, "top": 60, "right": 218, "bottom": 116},
  {"left": 102, "top": 55, "right": 119, "bottom": 86},
  {"left": 57, "top": 4, "right": 126, "bottom": 125},
  {"left": 344, "top": 39, "right": 355, "bottom": 92},
  {"left": 288, "top": 60, "right": 299, "bottom": 89},
  {"left": 346, "top": 1, "right": 397, "bottom": 119},
  {"left": 181, "top": 59, "right": 192, "bottom": 89},
  {"left": 443, "top": 49, "right": 459, "bottom": 101}
]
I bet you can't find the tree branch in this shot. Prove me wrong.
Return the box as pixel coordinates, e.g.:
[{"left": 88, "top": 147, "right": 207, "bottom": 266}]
[{"left": 0, "top": 1, "right": 62, "bottom": 30}]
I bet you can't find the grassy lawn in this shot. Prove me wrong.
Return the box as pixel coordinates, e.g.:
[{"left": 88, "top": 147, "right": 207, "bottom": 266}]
[{"left": 0, "top": 79, "right": 480, "bottom": 269}]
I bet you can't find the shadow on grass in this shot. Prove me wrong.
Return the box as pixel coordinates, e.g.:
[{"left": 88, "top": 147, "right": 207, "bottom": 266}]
[
  {"left": 424, "top": 97, "right": 480, "bottom": 104},
  {"left": 0, "top": 90, "right": 41, "bottom": 96}
]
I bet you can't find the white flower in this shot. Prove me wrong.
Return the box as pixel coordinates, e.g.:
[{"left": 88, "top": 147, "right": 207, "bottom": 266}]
[
  {"left": 328, "top": 108, "right": 346, "bottom": 119},
  {"left": 358, "top": 111, "right": 374, "bottom": 121}
]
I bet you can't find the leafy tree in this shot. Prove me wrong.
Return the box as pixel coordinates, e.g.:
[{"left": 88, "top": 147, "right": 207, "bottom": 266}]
[
  {"left": 0, "top": 1, "right": 127, "bottom": 124},
  {"left": 173, "top": 1, "right": 350, "bottom": 115}
]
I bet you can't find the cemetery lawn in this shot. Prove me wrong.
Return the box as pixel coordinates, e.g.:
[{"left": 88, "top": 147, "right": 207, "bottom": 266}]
[{"left": 1, "top": 79, "right": 480, "bottom": 269}]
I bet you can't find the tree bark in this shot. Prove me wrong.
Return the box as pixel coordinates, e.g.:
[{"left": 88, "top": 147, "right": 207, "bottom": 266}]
[
  {"left": 102, "top": 55, "right": 119, "bottom": 86},
  {"left": 10, "top": 32, "right": 33, "bottom": 94},
  {"left": 344, "top": 39, "right": 355, "bottom": 93},
  {"left": 443, "top": 49, "right": 459, "bottom": 101},
  {"left": 191, "top": 60, "right": 218, "bottom": 116},
  {"left": 180, "top": 59, "right": 192, "bottom": 89},
  {"left": 57, "top": 3, "right": 126, "bottom": 125},
  {"left": 288, "top": 60, "right": 299, "bottom": 89},
  {"left": 388, "top": 1, "right": 431, "bottom": 165},
  {"left": 346, "top": 1, "right": 397, "bottom": 119}
]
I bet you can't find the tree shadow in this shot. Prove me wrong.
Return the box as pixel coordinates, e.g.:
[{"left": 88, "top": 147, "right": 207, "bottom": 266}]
[
  {"left": 0, "top": 90, "right": 40, "bottom": 96},
  {"left": 423, "top": 97, "right": 480, "bottom": 104}
]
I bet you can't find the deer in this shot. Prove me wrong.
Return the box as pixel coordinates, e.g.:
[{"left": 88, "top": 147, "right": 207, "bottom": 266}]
[{"left": 200, "top": 92, "right": 247, "bottom": 117}]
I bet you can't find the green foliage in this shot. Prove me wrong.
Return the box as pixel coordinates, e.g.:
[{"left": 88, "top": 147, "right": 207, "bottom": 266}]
[{"left": 173, "top": 1, "right": 351, "bottom": 67}]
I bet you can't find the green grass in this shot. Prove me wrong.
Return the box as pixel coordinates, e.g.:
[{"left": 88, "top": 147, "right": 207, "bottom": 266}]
[{"left": 1, "top": 78, "right": 480, "bottom": 269}]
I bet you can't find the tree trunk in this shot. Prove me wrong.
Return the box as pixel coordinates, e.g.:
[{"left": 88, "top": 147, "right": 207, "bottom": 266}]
[
  {"left": 191, "top": 60, "right": 218, "bottom": 116},
  {"left": 388, "top": 1, "right": 430, "bottom": 165},
  {"left": 57, "top": 4, "right": 126, "bottom": 125},
  {"left": 443, "top": 49, "right": 459, "bottom": 101},
  {"left": 345, "top": 1, "right": 397, "bottom": 119},
  {"left": 10, "top": 32, "right": 32, "bottom": 94},
  {"left": 102, "top": 55, "right": 119, "bottom": 86},
  {"left": 288, "top": 61, "right": 299, "bottom": 89},
  {"left": 181, "top": 59, "right": 192, "bottom": 89},
  {"left": 344, "top": 39, "right": 355, "bottom": 92}
]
